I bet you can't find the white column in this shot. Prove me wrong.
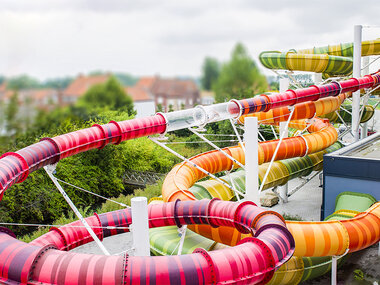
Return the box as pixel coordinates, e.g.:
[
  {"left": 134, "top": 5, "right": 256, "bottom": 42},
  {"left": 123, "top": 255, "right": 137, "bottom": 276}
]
[
  {"left": 278, "top": 122, "right": 289, "bottom": 203},
  {"left": 244, "top": 116, "right": 259, "bottom": 205},
  {"left": 131, "top": 197, "right": 150, "bottom": 256},
  {"left": 314, "top": 73, "right": 323, "bottom": 84},
  {"left": 361, "top": 56, "right": 370, "bottom": 139},
  {"left": 278, "top": 77, "right": 290, "bottom": 203},
  {"left": 352, "top": 25, "right": 362, "bottom": 142},
  {"left": 279, "top": 77, "right": 290, "bottom": 93},
  {"left": 331, "top": 256, "right": 338, "bottom": 285}
]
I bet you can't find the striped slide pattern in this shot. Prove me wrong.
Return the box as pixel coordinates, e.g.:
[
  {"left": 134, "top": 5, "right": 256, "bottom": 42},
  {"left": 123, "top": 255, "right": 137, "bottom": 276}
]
[
  {"left": 162, "top": 117, "right": 338, "bottom": 202},
  {"left": 322, "top": 104, "right": 375, "bottom": 124},
  {"left": 0, "top": 199, "right": 295, "bottom": 284},
  {"left": 153, "top": 188, "right": 377, "bottom": 284},
  {"left": 259, "top": 39, "right": 380, "bottom": 76},
  {"left": 187, "top": 141, "right": 342, "bottom": 200},
  {"left": 0, "top": 70, "right": 378, "bottom": 283}
]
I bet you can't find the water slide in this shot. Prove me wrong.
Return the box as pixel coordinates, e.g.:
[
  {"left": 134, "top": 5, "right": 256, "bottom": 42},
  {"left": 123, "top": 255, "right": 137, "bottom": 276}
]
[
  {"left": 153, "top": 90, "right": 380, "bottom": 284},
  {"left": 0, "top": 65, "right": 380, "bottom": 283},
  {"left": 259, "top": 39, "right": 380, "bottom": 76},
  {"left": 148, "top": 40, "right": 380, "bottom": 284}
]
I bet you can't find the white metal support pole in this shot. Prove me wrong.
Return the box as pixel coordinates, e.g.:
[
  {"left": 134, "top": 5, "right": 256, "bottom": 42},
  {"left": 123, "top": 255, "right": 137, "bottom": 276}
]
[
  {"left": 131, "top": 197, "right": 150, "bottom": 256},
  {"left": 44, "top": 165, "right": 110, "bottom": 256},
  {"left": 230, "top": 118, "right": 246, "bottom": 153},
  {"left": 177, "top": 225, "right": 187, "bottom": 255},
  {"left": 278, "top": 122, "right": 289, "bottom": 203},
  {"left": 352, "top": 25, "right": 362, "bottom": 142},
  {"left": 331, "top": 256, "right": 338, "bottom": 285},
  {"left": 259, "top": 107, "right": 295, "bottom": 194},
  {"left": 244, "top": 116, "right": 259, "bottom": 204},
  {"left": 189, "top": 128, "right": 245, "bottom": 169},
  {"left": 314, "top": 73, "right": 323, "bottom": 84},
  {"left": 278, "top": 77, "right": 290, "bottom": 203},
  {"left": 361, "top": 56, "right": 370, "bottom": 139},
  {"left": 149, "top": 137, "right": 245, "bottom": 197},
  {"left": 279, "top": 77, "right": 290, "bottom": 93}
]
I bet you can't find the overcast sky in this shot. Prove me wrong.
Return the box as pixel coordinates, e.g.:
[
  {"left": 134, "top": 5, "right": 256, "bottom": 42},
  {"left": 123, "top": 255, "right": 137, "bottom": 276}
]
[{"left": 1, "top": 0, "right": 380, "bottom": 80}]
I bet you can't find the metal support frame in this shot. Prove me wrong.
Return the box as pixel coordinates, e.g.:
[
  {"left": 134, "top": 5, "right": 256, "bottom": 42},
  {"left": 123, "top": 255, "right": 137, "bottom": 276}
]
[
  {"left": 286, "top": 71, "right": 304, "bottom": 89},
  {"left": 259, "top": 107, "right": 295, "bottom": 194},
  {"left": 331, "top": 249, "right": 349, "bottom": 285},
  {"left": 278, "top": 122, "right": 289, "bottom": 203},
  {"left": 229, "top": 118, "right": 245, "bottom": 153},
  {"left": 335, "top": 110, "right": 349, "bottom": 128},
  {"left": 189, "top": 128, "right": 245, "bottom": 169},
  {"left": 272, "top": 70, "right": 300, "bottom": 90},
  {"left": 361, "top": 55, "right": 380, "bottom": 70},
  {"left": 352, "top": 24, "right": 362, "bottom": 142},
  {"left": 278, "top": 77, "right": 290, "bottom": 203},
  {"left": 270, "top": 125, "right": 278, "bottom": 139},
  {"left": 331, "top": 255, "right": 338, "bottom": 285},
  {"left": 44, "top": 165, "right": 110, "bottom": 256},
  {"left": 177, "top": 225, "right": 187, "bottom": 255},
  {"left": 149, "top": 137, "right": 245, "bottom": 197},
  {"left": 287, "top": 171, "right": 322, "bottom": 197},
  {"left": 225, "top": 170, "right": 241, "bottom": 202},
  {"left": 339, "top": 105, "right": 352, "bottom": 115}
]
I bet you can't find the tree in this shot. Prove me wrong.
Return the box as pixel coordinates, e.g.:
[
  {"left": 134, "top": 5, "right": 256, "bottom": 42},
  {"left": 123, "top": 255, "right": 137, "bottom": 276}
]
[
  {"left": 214, "top": 43, "right": 268, "bottom": 103},
  {"left": 78, "top": 77, "right": 135, "bottom": 115},
  {"left": 5, "top": 92, "right": 22, "bottom": 135},
  {"left": 201, "top": 57, "right": 220, "bottom": 90},
  {"left": 114, "top": 72, "right": 138, "bottom": 86},
  {"left": 7, "top": 75, "right": 40, "bottom": 90},
  {"left": 156, "top": 103, "right": 163, "bottom": 113},
  {"left": 42, "top": 77, "right": 73, "bottom": 89}
]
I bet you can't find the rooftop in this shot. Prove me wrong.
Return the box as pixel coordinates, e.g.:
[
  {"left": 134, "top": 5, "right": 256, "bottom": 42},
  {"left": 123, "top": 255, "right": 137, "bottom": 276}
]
[
  {"left": 64, "top": 74, "right": 110, "bottom": 97},
  {"left": 125, "top": 86, "right": 153, "bottom": 102}
]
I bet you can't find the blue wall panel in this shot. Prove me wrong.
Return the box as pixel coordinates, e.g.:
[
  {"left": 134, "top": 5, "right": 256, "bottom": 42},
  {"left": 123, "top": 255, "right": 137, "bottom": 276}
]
[{"left": 322, "top": 176, "right": 380, "bottom": 219}]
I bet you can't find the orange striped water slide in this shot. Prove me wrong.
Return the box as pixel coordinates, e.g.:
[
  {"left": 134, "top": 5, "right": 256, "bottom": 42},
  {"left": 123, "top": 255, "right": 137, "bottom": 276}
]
[{"left": 161, "top": 90, "right": 380, "bottom": 257}]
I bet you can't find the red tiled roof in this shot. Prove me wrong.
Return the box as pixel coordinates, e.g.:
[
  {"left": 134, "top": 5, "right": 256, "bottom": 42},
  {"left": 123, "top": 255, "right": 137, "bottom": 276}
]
[
  {"left": 136, "top": 76, "right": 158, "bottom": 90},
  {"left": 64, "top": 74, "right": 110, "bottom": 97},
  {"left": 151, "top": 79, "right": 198, "bottom": 97},
  {"left": 125, "top": 86, "right": 152, "bottom": 102},
  {"left": 0, "top": 81, "right": 7, "bottom": 93},
  {"left": 30, "top": 89, "right": 57, "bottom": 100},
  {"left": 2, "top": 90, "right": 14, "bottom": 101}
]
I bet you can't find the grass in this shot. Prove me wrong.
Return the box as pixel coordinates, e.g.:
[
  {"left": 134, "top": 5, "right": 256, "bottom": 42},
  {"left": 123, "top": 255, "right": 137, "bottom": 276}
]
[{"left": 282, "top": 213, "right": 304, "bottom": 221}]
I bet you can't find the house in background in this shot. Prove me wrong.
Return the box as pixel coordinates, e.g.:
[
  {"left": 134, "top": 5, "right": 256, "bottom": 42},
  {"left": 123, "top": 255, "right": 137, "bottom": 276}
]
[
  {"left": 62, "top": 74, "right": 110, "bottom": 105},
  {"left": 0, "top": 85, "right": 60, "bottom": 134},
  {"left": 200, "top": 90, "right": 215, "bottom": 105},
  {"left": 135, "top": 76, "right": 200, "bottom": 112},
  {"left": 124, "top": 86, "right": 155, "bottom": 118},
  {"left": 63, "top": 74, "right": 156, "bottom": 117}
]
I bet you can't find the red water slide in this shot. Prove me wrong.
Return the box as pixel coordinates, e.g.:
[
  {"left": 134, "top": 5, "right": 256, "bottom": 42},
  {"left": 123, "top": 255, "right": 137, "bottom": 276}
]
[{"left": 0, "top": 72, "right": 379, "bottom": 284}]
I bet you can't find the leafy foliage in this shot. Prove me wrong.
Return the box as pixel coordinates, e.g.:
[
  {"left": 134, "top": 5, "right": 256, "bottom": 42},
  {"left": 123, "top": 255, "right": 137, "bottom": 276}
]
[
  {"left": 7, "top": 75, "right": 40, "bottom": 90},
  {"left": 78, "top": 76, "right": 135, "bottom": 115},
  {"left": 201, "top": 57, "right": 220, "bottom": 90},
  {"left": 5, "top": 92, "right": 22, "bottom": 135},
  {"left": 114, "top": 72, "right": 138, "bottom": 86},
  {"left": 214, "top": 43, "right": 268, "bottom": 102},
  {"left": 42, "top": 77, "right": 73, "bottom": 89},
  {"left": 0, "top": 99, "right": 210, "bottom": 236}
]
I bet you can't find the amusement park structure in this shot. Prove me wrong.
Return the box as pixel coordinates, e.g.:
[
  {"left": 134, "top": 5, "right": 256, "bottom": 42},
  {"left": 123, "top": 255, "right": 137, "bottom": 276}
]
[{"left": 0, "top": 26, "right": 380, "bottom": 284}]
